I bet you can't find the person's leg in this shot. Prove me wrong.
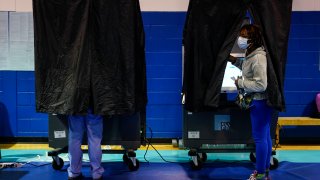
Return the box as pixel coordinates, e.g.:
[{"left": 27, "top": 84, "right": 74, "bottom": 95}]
[
  {"left": 250, "top": 100, "right": 270, "bottom": 175},
  {"left": 86, "top": 110, "right": 104, "bottom": 179},
  {"left": 68, "top": 115, "right": 85, "bottom": 178},
  {"left": 264, "top": 107, "right": 273, "bottom": 171}
]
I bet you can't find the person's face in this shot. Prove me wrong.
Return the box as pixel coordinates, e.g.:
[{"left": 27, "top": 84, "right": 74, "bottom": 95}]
[
  {"left": 239, "top": 29, "right": 249, "bottom": 39},
  {"left": 237, "top": 29, "right": 250, "bottom": 50}
]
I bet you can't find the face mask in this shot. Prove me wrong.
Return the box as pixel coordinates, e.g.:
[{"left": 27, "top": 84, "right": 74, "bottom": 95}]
[{"left": 237, "top": 36, "right": 249, "bottom": 49}]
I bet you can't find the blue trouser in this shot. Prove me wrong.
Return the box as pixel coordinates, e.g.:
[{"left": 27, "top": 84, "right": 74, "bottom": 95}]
[
  {"left": 67, "top": 110, "right": 104, "bottom": 179},
  {"left": 250, "top": 99, "right": 273, "bottom": 174}
]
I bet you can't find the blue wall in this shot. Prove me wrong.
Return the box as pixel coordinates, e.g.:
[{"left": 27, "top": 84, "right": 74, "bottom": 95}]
[
  {"left": 0, "top": 12, "right": 319, "bottom": 138},
  {"left": 282, "top": 12, "right": 320, "bottom": 117}
]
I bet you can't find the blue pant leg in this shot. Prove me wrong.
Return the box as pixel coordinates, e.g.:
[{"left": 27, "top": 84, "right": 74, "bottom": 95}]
[
  {"left": 250, "top": 100, "right": 271, "bottom": 174},
  {"left": 265, "top": 106, "right": 273, "bottom": 169},
  {"left": 86, "top": 111, "right": 104, "bottom": 179},
  {"left": 68, "top": 115, "right": 85, "bottom": 177}
]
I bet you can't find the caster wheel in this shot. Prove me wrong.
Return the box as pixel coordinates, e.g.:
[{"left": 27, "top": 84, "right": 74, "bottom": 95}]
[
  {"left": 190, "top": 155, "right": 203, "bottom": 170},
  {"left": 250, "top": 152, "right": 256, "bottom": 163},
  {"left": 123, "top": 154, "right": 129, "bottom": 163},
  {"left": 199, "top": 152, "right": 207, "bottom": 162},
  {"left": 270, "top": 157, "right": 279, "bottom": 170},
  {"left": 52, "top": 157, "right": 64, "bottom": 170},
  {"left": 127, "top": 158, "right": 140, "bottom": 171}
]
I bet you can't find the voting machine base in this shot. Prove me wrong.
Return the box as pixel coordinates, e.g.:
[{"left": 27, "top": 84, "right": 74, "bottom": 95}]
[
  {"left": 48, "top": 111, "right": 146, "bottom": 171},
  {"left": 182, "top": 97, "right": 279, "bottom": 170}
]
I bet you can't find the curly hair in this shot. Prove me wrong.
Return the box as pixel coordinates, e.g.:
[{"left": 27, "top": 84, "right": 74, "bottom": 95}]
[{"left": 240, "top": 24, "right": 263, "bottom": 48}]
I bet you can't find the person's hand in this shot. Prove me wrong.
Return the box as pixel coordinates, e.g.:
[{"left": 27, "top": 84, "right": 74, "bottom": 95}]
[
  {"left": 228, "top": 55, "right": 237, "bottom": 64},
  {"left": 235, "top": 76, "right": 241, "bottom": 89},
  {"left": 235, "top": 78, "right": 239, "bottom": 89}
]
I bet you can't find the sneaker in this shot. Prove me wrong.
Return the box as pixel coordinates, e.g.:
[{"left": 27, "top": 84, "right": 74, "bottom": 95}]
[
  {"left": 68, "top": 173, "right": 83, "bottom": 180},
  {"left": 248, "top": 170, "right": 266, "bottom": 180}
]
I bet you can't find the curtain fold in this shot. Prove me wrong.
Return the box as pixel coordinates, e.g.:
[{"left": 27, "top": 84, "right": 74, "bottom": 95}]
[
  {"left": 183, "top": 0, "right": 293, "bottom": 112},
  {"left": 33, "top": 0, "right": 147, "bottom": 115},
  {"left": 183, "top": 0, "right": 247, "bottom": 112},
  {"left": 249, "top": 0, "right": 293, "bottom": 111}
]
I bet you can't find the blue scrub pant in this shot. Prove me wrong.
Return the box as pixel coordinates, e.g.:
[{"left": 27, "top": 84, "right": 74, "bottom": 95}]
[
  {"left": 250, "top": 100, "right": 273, "bottom": 174},
  {"left": 67, "top": 110, "right": 104, "bottom": 179}
]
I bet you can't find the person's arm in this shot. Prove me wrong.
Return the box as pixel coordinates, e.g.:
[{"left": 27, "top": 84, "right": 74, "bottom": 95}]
[
  {"left": 237, "top": 54, "right": 267, "bottom": 92},
  {"left": 228, "top": 55, "right": 243, "bottom": 70}
]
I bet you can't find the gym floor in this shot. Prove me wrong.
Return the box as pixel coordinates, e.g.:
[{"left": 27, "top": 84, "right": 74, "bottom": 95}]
[{"left": 0, "top": 144, "right": 320, "bottom": 179}]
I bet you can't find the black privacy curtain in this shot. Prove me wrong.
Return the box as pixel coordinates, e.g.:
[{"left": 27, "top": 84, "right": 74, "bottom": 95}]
[
  {"left": 33, "top": 0, "right": 147, "bottom": 115},
  {"left": 183, "top": 0, "right": 292, "bottom": 112}
]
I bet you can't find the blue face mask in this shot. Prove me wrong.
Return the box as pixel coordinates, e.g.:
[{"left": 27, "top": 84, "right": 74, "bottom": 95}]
[{"left": 237, "top": 36, "right": 249, "bottom": 49}]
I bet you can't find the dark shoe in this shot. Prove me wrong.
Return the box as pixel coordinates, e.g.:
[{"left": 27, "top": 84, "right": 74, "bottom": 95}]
[{"left": 68, "top": 173, "right": 83, "bottom": 180}]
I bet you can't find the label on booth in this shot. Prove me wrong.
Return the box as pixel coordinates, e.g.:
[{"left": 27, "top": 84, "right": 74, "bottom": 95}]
[
  {"left": 214, "top": 115, "right": 230, "bottom": 131},
  {"left": 54, "top": 131, "right": 66, "bottom": 138},
  {"left": 188, "top": 131, "right": 200, "bottom": 139}
]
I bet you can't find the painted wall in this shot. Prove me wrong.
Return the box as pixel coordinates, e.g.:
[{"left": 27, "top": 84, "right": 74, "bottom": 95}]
[{"left": 0, "top": 1, "right": 319, "bottom": 138}]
